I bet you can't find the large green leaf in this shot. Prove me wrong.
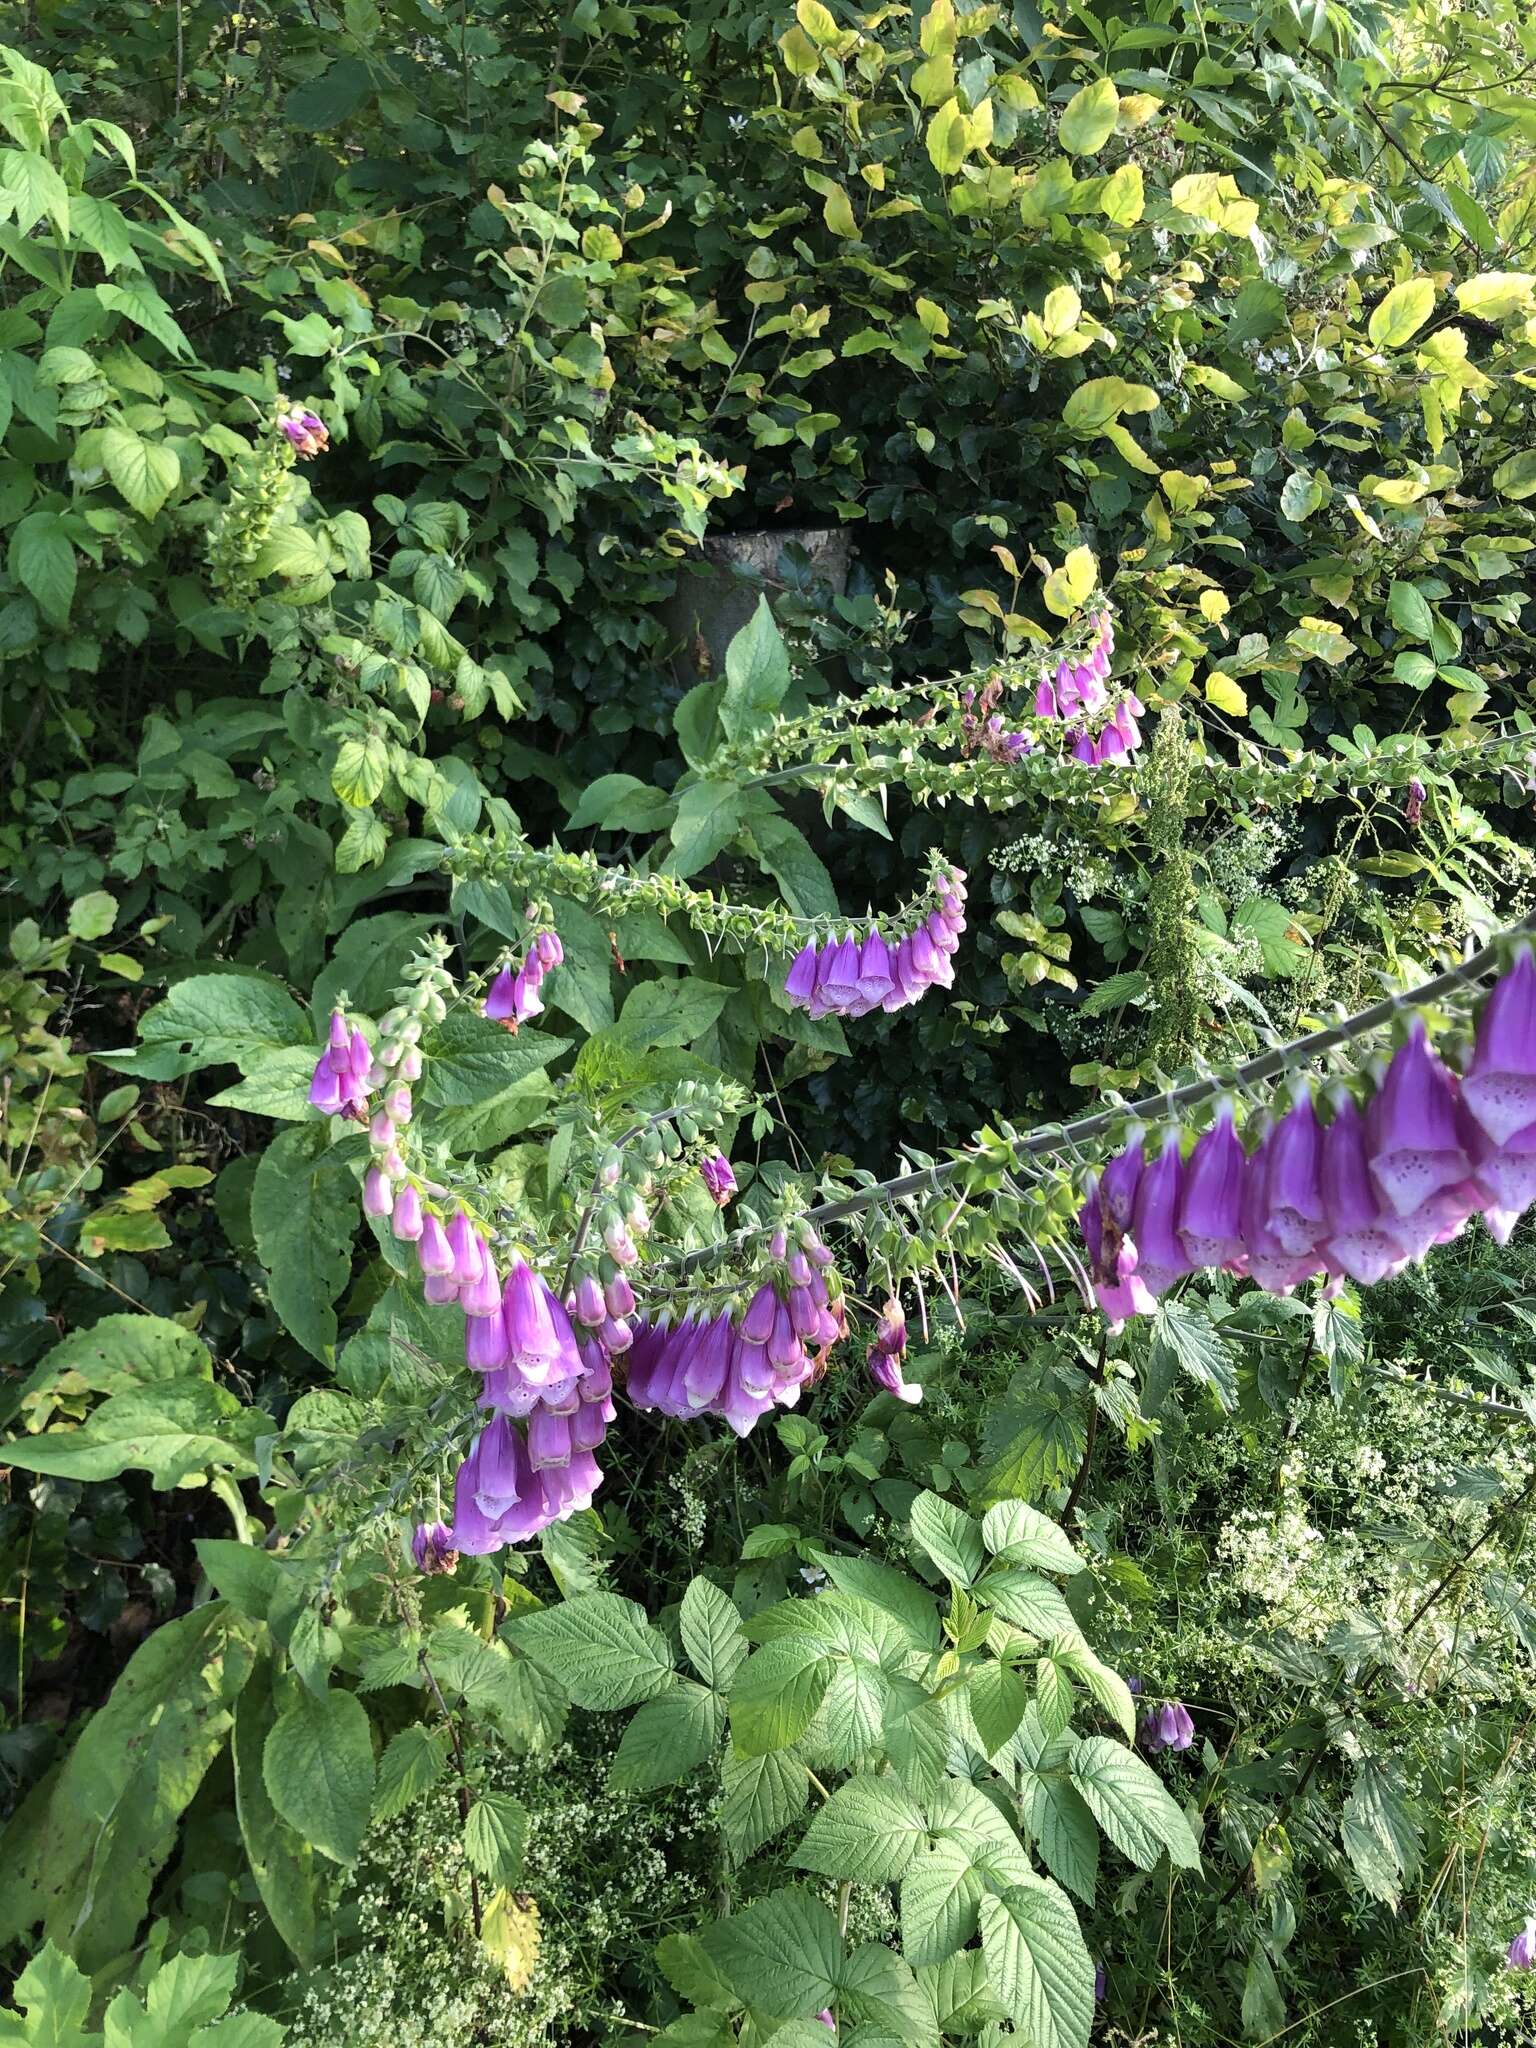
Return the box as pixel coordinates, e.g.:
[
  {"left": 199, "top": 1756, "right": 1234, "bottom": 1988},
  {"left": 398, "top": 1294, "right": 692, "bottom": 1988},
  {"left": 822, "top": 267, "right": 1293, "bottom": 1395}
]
[
  {"left": 1068, "top": 1735, "right": 1201, "bottom": 1870},
  {"left": 795, "top": 1773, "right": 928, "bottom": 1883},
  {"left": 702, "top": 1887, "right": 841, "bottom": 2016},
  {"left": 419, "top": 1014, "right": 570, "bottom": 1107},
  {"left": 233, "top": 1659, "right": 318, "bottom": 1963},
  {"left": 99, "top": 425, "right": 180, "bottom": 519},
  {"left": 909, "top": 1492, "right": 984, "bottom": 1586},
  {"left": 901, "top": 1840, "right": 984, "bottom": 1965},
  {"left": 978, "top": 1879, "right": 1094, "bottom": 2048},
  {"left": 720, "top": 1749, "right": 810, "bottom": 1863},
  {"left": 250, "top": 1122, "right": 358, "bottom": 1361},
  {"left": 1367, "top": 276, "right": 1435, "bottom": 348},
  {"left": 1058, "top": 78, "right": 1119, "bottom": 155},
  {"left": 5, "top": 1378, "right": 271, "bottom": 1487},
  {"left": 263, "top": 1686, "right": 375, "bottom": 1866},
  {"left": 720, "top": 596, "right": 791, "bottom": 742},
  {"left": 512, "top": 1593, "right": 675, "bottom": 1709},
  {"left": 609, "top": 1682, "right": 724, "bottom": 1791},
  {"left": 680, "top": 1577, "right": 747, "bottom": 1691}
]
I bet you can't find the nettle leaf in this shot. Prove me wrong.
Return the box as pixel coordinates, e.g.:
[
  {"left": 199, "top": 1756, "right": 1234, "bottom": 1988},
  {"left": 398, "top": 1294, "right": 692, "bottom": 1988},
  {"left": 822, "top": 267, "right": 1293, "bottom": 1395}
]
[
  {"left": 1147, "top": 1297, "right": 1238, "bottom": 1410},
  {"left": 702, "top": 1886, "right": 842, "bottom": 2016},
  {"left": 909, "top": 1492, "right": 984, "bottom": 1586},
  {"left": 680, "top": 1577, "right": 747, "bottom": 1691},
  {"left": 795, "top": 1772, "right": 928, "bottom": 1883},
  {"left": 465, "top": 1791, "right": 530, "bottom": 1886},
  {"left": 1341, "top": 1758, "right": 1421, "bottom": 1907},
  {"left": 978, "top": 1878, "right": 1094, "bottom": 2048},
  {"left": 609, "top": 1681, "right": 724, "bottom": 1791},
  {"left": 1068, "top": 1735, "right": 1201, "bottom": 1870},
  {"left": 720, "top": 1749, "right": 811, "bottom": 1863},
  {"left": 374, "top": 1724, "right": 450, "bottom": 1822},
  {"left": 512, "top": 1593, "right": 675, "bottom": 1709},
  {"left": 250, "top": 1123, "right": 358, "bottom": 1362},
  {"left": 263, "top": 1686, "right": 375, "bottom": 1866}
]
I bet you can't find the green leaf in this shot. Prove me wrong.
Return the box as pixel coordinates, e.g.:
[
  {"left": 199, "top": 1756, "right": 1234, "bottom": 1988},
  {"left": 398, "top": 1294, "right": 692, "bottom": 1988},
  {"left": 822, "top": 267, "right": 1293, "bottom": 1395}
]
[
  {"left": 1068, "top": 1735, "right": 1201, "bottom": 1869},
  {"left": 7, "top": 510, "right": 75, "bottom": 626},
  {"left": 26, "top": 1311, "right": 209, "bottom": 1395},
  {"left": 977, "top": 1879, "right": 1094, "bottom": 2048},
  {"left": 3, "top": 1942, "right": 90, "bottom": 2041},
  {"left": 1387, "top": 579, "right": 1435, "bottom": 640},
  {"left": 902, "top": 1838, "right": 984, "bottom": 1966},
  {"left": 1367, "top": 277, "right": 1435, "bottom": 348},
  {"left": 0, "top": 147, "right": 69, "bottom": 234},
  {"left": 978, "top": 1570, "right": 1078, "bottom": 1641},
  {"left": 1455, "top": 271, "right": 1535, "bottom": 320},
  {"left": 681, "top": 1577, "right": 747, "bottom": 1691},
  {"left": 968, "top": 1661, "right": 1030, "bottom": 1757},
  {"left": 729, "top": 1639, "right": 838, "bottom": 1757},
  {"left": 796, "top": 1773, "right": 928, "bottom": 1883},
  {"left": 128, "top": 971, "right": 309, "bottom": 1078},
  {"left": 465, "top": 1790, "right": 530, "bottom": 1885},
  {"left": 669, "top": 780, "right": 748, "bottom": 877},
  {"left": 283, "top": 56, "right": 373, "bottom": 128},
  {"left": 250, "top": 1123, "right": 357, "bottom": 1362},
  {"left": 981, "top": 1501, "right": 1083, "bottom": 1576},
  {"left": 67, "top": 888, "right": 118, "bottom": 940},
  {"left": 749, "top": 814, "right": 841, "bottom": 919},
  {"left": 720, "top": 1749, "right": 810, "bottom": 1863},
  {"left": 1147, "top": 1296, "right": 1238, "bottom": 1409},
  {"left": 512, "top": 1593, "right": 675, "bottom": 1709},
  {"left": 567, "top": 772, "right": 676, "bottom": 834},
  {"left": 419, "top": 1015, "right": 570, "bottom": 1108},
  {"left": 195, "top": 1540, "right": 285, "bottom": 1620},
  {"left": 5, "top": 1379, "right": 269, "bottom": 1488},
  {"left": 720, "top": 596, "right": 792, "bottom": 743},
  {"left": 1099, "top": 161, "right": 1143, "bottom": 224},
  {"left": 1340, "top": 1758, "right": 1421, "bottom": 1908},
  {"left": 332, "top": 733, "right": 390, "bottom": 808},
  {"left": 609, "top": 1682, "right": 724, "bottom": 1791},
  {"left": 909, "top": 1491, "right": 984, "bottom": 1586},
  {"left": 1231, "top": 897, "right": 1308, "bottom": 977},
  {"left": 1061, "top": 377, "right": 1158, "bottom": 434},
  {"left": 263, "top": 1686, "right": 375, "bottom": 1866},
  {"left": 98, "top": 425, "right": 180, "bottom": 518},
  {"left": 1058, "top": 78, "right": 1119, "bottom": 155},
  {"left": 616, "top": 977, "right": 732, "bottom": 1051},
  {"left": 373, "top": 1723, "right": 449, "bottom": 1822},
  {"left": 834, "top": 1943, "right": 935, "bottom": 2041},
  {"left": 233, "top": 1659, "right": 317, "bottom": 1964},
  {"left": 702, "top": 1887, "right": 841, "bottom": 2016},
  {"left": 1491, "top": 448, "right": 1536, "bottom": 499}
]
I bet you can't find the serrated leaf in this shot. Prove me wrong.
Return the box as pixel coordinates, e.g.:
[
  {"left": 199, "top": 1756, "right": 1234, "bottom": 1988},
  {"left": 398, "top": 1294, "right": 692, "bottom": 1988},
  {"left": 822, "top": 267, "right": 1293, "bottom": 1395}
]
[
  {"left": 981, "top": 1502, "right": 1083, "bottom": 1576},
  {"left": 98, "top": 425, "right": 180, "bottom": 518},
  {"left": 702, "top": 1887, "right": 841, "bottom": 2016},
  {"left": 1068, "top": 1735, "right": 1201, "bottom": 1870},
  {"left": 609, "top": 1682, "right": 724, "bottom": 1791},
  {"left": 729, "top": 1639, "right": 838, "bottom": 1757},
  {"left": 796, "top": 1773, "right": 928, "bottom": 1883},
  {"left": 263, "top": 1686, "right": 374, "bottom": 1866},
  {"left": 374, "top": 1723, "right": 449, "bottom": 1821},
  {"left": 900, "top": 1840, "right": 983, "bottom": 1965},
  {"left": 979, "top": 1570, "right": 1078, "bottom": 1641},
  {"left": 681, "top": 1578, "right": 747, "bottom": 1691},
  {"left": 978, "top": 1879, "right": 1094, "bottom": 2048},
  {"left": 511, "top": 1593, "right": 674, "bottom": 1709},
  {"left": 909, "top": 1492, "right": 984, "bottom": 1586},
  {"left": 465, "top": 1790, "right": 529, "bottom": 1885},
  {"left": 720, "top": 1749, "right": 810, "bottom": 1862}
]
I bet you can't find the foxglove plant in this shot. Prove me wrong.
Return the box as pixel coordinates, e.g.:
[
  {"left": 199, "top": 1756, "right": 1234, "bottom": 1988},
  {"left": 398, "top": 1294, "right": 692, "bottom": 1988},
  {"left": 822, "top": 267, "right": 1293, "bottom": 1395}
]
[{"left": 783, "top": 866, "right": 967, "bottom": 1021}]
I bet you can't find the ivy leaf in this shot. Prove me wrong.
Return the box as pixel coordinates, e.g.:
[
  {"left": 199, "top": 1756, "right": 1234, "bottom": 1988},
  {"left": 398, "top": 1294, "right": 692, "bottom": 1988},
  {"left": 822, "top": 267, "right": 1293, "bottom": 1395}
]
[
  {"left": 1068, "top": 1735, "right": 1201, "bottom": 1870},
  {"left": 263, "top": 1687, "right": 375, "bottom": 1866},
  {"left": 977, "top": 1878, "right": 1095, "bottom": 2048}
]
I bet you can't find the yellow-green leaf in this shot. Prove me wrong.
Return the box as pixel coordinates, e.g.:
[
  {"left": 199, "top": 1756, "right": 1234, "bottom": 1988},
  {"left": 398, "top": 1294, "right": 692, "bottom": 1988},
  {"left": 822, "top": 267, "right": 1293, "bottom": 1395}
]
[
  {"left": 1100, "top": 161, "right": 1143, "bottom": 225},
  {"left": 822, "top": 183, "right": 857, "bottom": 238},
  {"left": 1042, "top": 286, "right": 1081, "bottom": 336},
  {"left": 332, "top": 733, "right": 390, "bottom": 808},
  {"left": 926, "top": 98, "right": 971, "bottom": 176},
  {"left": 1058, "top": 77, "right": 1119, "bottom": 156},
  {"left": 1455, "top": 272, "right": 1535, "bottom": 321},
  {"left": 1368, "top": 277, "right": 1435, "bottom": 349},
  {"left": 1205, "top": 673, "right": 1248, "bottom": 716},
  {"left": 778, "top": 23, "right": 819, "bottom": 75},
  {"left": 1062, "top": 376, "right": 1158, "bottom": 433},
  {"left": 1492, "top": 449, "right": 1536, "bottom": 499},
  {"left": 795, "top": 0, "right": 840, "bottom": 43}
]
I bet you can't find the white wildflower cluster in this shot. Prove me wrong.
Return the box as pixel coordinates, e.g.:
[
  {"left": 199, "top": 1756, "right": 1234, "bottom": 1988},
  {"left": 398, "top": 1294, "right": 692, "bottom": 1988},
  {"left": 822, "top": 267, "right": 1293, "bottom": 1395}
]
[
  {"left": 994, "top": 827, "right": 1116, "bottom": 903},
  {"left": 1201, "top": 813, "right": 1295, "bottom": 902},
  {"left": 1215, "top": 1503, "right": 1361, "bottom": 1642}
]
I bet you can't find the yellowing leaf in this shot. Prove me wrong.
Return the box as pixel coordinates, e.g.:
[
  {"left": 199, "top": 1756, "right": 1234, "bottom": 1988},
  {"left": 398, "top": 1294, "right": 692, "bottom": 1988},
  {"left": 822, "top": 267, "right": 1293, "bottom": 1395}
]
[
  {"left": 1042, "top": 285, "right": 1081, "bottom": 336},
  {"left": 1104, "top": 421, "right": 1160, "bottom": 472},
  {"left": 821, "top": 183, "right": 858, "bottom": 237},
  {"left": 1061, "top": 376, "right": 1158, "bottom": 432},
  {"left": 1368, "top": 277, "right": 1435, "bottom": 349},
  {"left": 1455, "top": 272, "right": 1535, "bottom": 321},
  {"left": 778, "top": 23, "right": 819, "bottom": 75},
  {"left": 1058, "top": 77, "right": 1119, "bottom": 156},
  {"left": 1198, "top": 589, "right": 1230, "bottom": 622},
  {"left": 1117, "top": 92, "right": 1163, "bottom": 126},
  {"left": 1100, "top": 161, "right": 1143, "bottom": 225},
  {"left": 926, "top": 98, "right": 971, "bottom": 176},
  {"left": 920, "top": 0, "right": 958, "bottom": 56},
  {"left": 1205, "top": 672, "right": 1248, "bottom": 716},
  {"left": 795, "top": 0, "right": 841, "bottom": 43}
]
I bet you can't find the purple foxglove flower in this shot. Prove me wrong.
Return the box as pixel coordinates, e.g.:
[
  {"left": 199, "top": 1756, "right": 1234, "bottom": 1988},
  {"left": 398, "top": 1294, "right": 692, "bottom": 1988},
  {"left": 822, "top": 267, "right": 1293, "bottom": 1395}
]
[
  {"left": 1055, "top": 659, "right": 1082, "bottom": 716},
  {"left": 348, "top": 1026, "right": 372, "bottom": 1075},
  {"left": 787, "top": 1284, "right": 820, "bottom": 1340},
  {"left": 1265, "top": 1095, "right": 1326, "bottom": 1256},
  {"left": 1508, "top": 1917, "right": 1536, "bottom": 1970},
  {"left": 1071, "top": 728, "right": 1098, "bottom": 766},
  {"left": 883, "top": 935, "right": 923, "bottom": 1012},
  {"left": 509, "top": 962, "right": 544, "bottom": 1027},
  {"left": 399, "top": 1045, "right": 422, "bottom": 1081},
  {"left": 570, "top": 1396, "right": 611, "bottom": 1453},
  {"left": 528, "top": 1404, "right": 573, "bottom": 1470},
  {"left": 466, "top": 1307, "right": 510, "bottom": 1374},
  {"left": 1458, "top": 1096, "right": 1536, "bottom": 1242},
  {"left": 484, "top": 965, "right": 518, "bottom": 1021},
  {"left": 580, "top": 1342, "right": 614, "bottom": 1400},
  {"left": 1137, "top": 1708, "right": 1166, "bottom": 1756},
  {"left": 503, "top": 1260, "right": 580, "bottom": 1385},
  {"left": 908, "top": 923, "right": 944, "bottom": 984},
  {"left": 1129, "top": 1134, "right": 1193, "bottom": 1297},
  {"left": 1366, "top": 1023, "right": 1470, "bottom": 1219},
  {"left": 734, "top": 1332, "right": 776, "bottom": 1400},
  {"left": 857, "top": 929, "right": 896, "bottom": 1007},
  {"left": 385, "top": 1085, "right": 412, "bottom": 1123},
  {"left": 767, "top": 1300, "right": 803, "bottom": 1370},
  {"left": 308, "top": 1057, "right": 347, "bottom": 1116},
  {"left": 787, "top": 1250, "right": 813, "bottom": 1288},
  {"left": 683, "top": 1312, "right": 733, "bottom": 1410},
  {"left": 1096, "top": 719, "right": 1127, "bottom": 764},
  {"left": 819, "top": 933, "right": 863, "bottom": 1009},
  {"left": 1034, "top": 675, "right": 1059, "bottom": 718},
  {"left": 1463, "top": 947, "right": 1536, "bottom": 1146},
  {"left": 1158, "top": 1701, "right": 1194, "bottom": 1750},
  {"left": 741, "top": 1282, "right": 778, "bottom": 1347},
  {"left": 461, "top": 1249, "right": 503, "bottom": 1319},
  {"left": 1319, "top": 1092, "right": 1408, "bottom": 1286},
  {"left": 1177, "top": 1107, "right": 1246, "bottom": 1269},
  {"left": 573, "top": 1272, "right": 606, "bottom": 1328},
  {"left": 605, "top": 1272, "right": 635, "bottom": 1318},
  {"left": 447, "top": 1209, "right": 484, "bottom": 1287},
  {"left": 327, "top": 1007, "right": 349, "bottom": 1054},
  {"left": 719, "top": 1345, "right": 776, "bottom": 1436},
  {"left": 599, "top": 1316, "right": 632, "bottom": 1353},
  {"left": 868, "top": 1347, "right": 922, "bottom": 1404},
  {"left": 1126, "top": 1675, "right": 1142, "bottom": 1695},
  {"left": 700, "top": 1153, "right": 738, "bottom": 1206},
  {"left": 424, "top": 1271, "right": 460, "bottom": 1305},
  {"left": 816, "top": 2012, "right": 835, "bottom": 2032},
  {"left": 279, "top": 409, "right": 328, "bottom": 456},
  {"left": 534, "top": 929, "right": 563, "bottom": 970},
  {"left": 1404, "top": 776, "right": 1426, "bottom": 825},
  {"left": 785, "top": 941, "right": 819, "bottom": 1007},
  {"left": 411, "top": 1520, "right": 457, "bottom": 1575},
  {"left": 449, "top": 1416, "right": 533, "bottom": 1555},
  {"left": 363, "top": 1165, "right": 394, "bottom": 1217},
  {"left": 369, "top": 1111, "right": 396, "bottom": 1148},
  {"left": 418, "top": 1213, "right": 454, "bottom": 1276},
  {"left": 1241, "top": 1130, "right": 1320, "bottom": 1293},
  {"left": 392, "top": 1184, "right": 424, "bottom": 1241}
]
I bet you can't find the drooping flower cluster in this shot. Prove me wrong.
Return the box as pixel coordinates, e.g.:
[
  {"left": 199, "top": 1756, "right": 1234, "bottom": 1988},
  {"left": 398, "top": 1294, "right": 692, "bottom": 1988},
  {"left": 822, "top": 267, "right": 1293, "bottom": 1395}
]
[
  {"left": 783, "top": 868, "right": 967, "bottom": 1020},
  {"left": 1138, "top": 1699, "right": 1195, "bottom": 1755},
  {"left": 1078, "top": 947, "right": 1536, "bottom": 1327},
  {"left": 1031, "top": 611, "right": 1144, "bottom": 767},
  {"left": 485, "top": 928, "right": 563, "bottom": 1030},
  {"left": 866, "top": 1297, "right": 921, "bottom": 1404},
  {"left": 276, "top": 403, "right": 328, "bottom": 458},
  {"left": 308, "top": 1008, "right": 376, "bottom": 1120},
  {"left": 626, "top": 1222, "right": 845, "bottom": 1437}
]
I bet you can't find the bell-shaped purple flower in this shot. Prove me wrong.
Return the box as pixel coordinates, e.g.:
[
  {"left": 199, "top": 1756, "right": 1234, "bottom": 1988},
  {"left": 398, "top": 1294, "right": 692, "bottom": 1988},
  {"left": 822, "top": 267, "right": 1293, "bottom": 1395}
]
[
  {"left": 448, "top": 1416, "right": 534, "bottom": 1555},
  {"left": 392, "top": 1184, "right": 424, "bottom": 1242},
  {"left": 484, "top": 966, "right": 518, "bottom": 1021},
  {"left": 1319, "top": 1091, "right": 1408, "bottom": 1286},
  {"left": 363, "top": 1165, "right": 393, "bottom": 1217},
  {"left": 1265, "top": 1094, "right": 1326, "bottom": 1256},
  {"left": 466, "top": 1307, "right": 510, "bottom": 1375},
  {"left": 418, "top": 1213, "right": 454, "bottom": 1277},
  {"left": 528, "top": 1404, "right": 573, "bottom": 1470},
  {"left": 1128, "top": 1133, "right": 1193, "bottom": 1298},
  {"left": 460, "top": 1247, "right": 503, "bottom": 1319},
  {"left": 819, "top": 932, "right": 863, "bottom": 1011},
  {"left": 1366, "top": 1023, "right": 1470, "bottom": 1219},
  {"left": 411, "top": 1520, "right": 457, "bottom": 1575},
  {"left": 1508, "top": 1917, "right": 1536, "bottom": 1970},
  {"left": 534, "top": 929, "right": 564, "bottom": 971},
  {"left": 785, "top": 942, "right": 819, "bottom": 1007},
  {"left": 700, "top": 1153, "right": 738, "bottom": 1206},
  {"left": 503, "top": 1259, "right": 581, "bottom": 1386},
  {"left": 1177, "top": 1106, "right": 1246, "bottom": 1270},
  {"left": 856, "top": 928, "right": 896, "bottom": 1009},
  {"left": 1462, "top": 947, "right": 1536, "bottom": 1146}
]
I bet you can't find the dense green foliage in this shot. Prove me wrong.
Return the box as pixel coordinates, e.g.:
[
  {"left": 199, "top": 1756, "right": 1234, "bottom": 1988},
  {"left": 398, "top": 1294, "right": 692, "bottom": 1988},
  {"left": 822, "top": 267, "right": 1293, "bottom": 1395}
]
[{"left": 5, "top": 2, "right": 1536, "bottom": 2044}]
